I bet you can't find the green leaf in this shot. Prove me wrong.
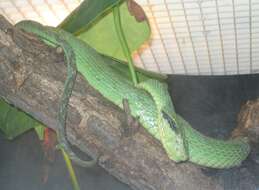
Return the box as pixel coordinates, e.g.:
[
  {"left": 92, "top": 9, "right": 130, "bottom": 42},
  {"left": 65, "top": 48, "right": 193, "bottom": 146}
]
[
  {"left": 59, "top": 0, "right": 150, "bottom": 62},
  {"left": 34, "top": 125, "right": 45, "bottom": 140},
  {"left": 58, "top": 0, "right": 122, "bottom": 34},
  {"left": 0, "top": 99, "right": 45, "bottom": 140}
]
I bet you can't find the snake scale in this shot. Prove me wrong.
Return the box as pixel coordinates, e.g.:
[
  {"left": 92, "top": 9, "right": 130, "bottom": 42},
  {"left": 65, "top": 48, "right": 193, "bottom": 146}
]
[{"left": 15, "top": 20, "right": 250, "bottom": 169}]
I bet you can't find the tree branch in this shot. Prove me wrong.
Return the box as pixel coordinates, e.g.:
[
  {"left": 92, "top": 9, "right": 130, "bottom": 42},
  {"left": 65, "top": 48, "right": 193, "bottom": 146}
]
[{"left": 0, "top": 16, "right": 222, "bottom": 190}]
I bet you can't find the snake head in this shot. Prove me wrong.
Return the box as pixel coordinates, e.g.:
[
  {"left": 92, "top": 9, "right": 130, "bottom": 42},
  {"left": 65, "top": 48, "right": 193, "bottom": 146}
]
[{"left": 160, "top": 110, "right": 189, "bottom": 162}]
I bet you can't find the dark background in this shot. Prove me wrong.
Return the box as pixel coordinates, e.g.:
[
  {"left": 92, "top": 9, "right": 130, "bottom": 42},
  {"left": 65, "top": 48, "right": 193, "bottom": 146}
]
[{"left": 1, "top": 74, "right": 259, "bottom": 190}]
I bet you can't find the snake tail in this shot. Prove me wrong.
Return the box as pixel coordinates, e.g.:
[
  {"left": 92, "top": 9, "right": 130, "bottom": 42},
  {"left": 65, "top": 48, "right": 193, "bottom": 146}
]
[
  {"left": 57, "top": 37, "right": 97, "bottom": 167},
  {"left": 26, "top": 24, "right": 96, "bottom": 167}
]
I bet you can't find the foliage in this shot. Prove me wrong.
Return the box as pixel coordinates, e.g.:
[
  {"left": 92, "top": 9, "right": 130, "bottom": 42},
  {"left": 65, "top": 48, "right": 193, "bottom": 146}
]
[
  {"left": 0, "top": 99, "right": 44, "bottom": 140},
  {"left": 59, "top": 0, "right": 150, "bottom": 62}
]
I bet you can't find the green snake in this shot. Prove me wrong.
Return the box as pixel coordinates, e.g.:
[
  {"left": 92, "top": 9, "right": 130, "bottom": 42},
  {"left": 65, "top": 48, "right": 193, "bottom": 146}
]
[{"left": 15, "top": 20, "right": 250, "bottom": 169}]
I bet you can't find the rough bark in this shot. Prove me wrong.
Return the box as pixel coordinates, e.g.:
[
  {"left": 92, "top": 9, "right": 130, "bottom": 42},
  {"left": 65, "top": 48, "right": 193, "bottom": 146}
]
[
  {"left": 232, "top": 99, "right": 259, "bottom": 143},
  {"left": 0, "top": 16, "right": 222, "bottom": 190},
  {"left": 233, "top": 99, "right": 259, "bottom": 165}
]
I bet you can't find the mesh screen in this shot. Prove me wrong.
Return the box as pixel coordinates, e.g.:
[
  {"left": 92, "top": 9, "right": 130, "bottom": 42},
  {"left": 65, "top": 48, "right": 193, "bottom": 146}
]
[{"left": 1, "top": 0, "right": 258, "bottom": 75}]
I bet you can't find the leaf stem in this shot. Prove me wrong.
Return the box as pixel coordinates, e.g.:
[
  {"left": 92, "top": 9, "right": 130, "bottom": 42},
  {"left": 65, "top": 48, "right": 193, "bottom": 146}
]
[
  {"left": 61, "top": 148, "right": 81, "bottom": 190},
  {"left": 113, "top": 3, "right": 138, "bottom": 85}
]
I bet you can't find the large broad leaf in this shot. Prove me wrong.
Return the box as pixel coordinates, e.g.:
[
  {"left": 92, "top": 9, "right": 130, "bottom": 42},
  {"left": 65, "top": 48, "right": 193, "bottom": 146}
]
[
  {"left": 59, "top": 0, "right": 151, "bottom": 62},
  {"left": 59, "top": 0, "right": 166, "bottom": 80},
  {"left": 0, "top": 99, "right": 45, "bottom": 140}
]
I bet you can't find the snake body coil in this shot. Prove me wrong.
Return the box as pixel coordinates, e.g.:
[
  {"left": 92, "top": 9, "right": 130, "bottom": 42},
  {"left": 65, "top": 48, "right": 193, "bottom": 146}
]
[{"left": 16, "top": 20, "right": 250, "bottom": 169}]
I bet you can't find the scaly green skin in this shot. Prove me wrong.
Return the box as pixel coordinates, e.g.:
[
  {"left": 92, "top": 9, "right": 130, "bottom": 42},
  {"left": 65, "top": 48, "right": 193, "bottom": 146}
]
[{"left": 16, "top": 20, "right": 250, "bottom": 169}]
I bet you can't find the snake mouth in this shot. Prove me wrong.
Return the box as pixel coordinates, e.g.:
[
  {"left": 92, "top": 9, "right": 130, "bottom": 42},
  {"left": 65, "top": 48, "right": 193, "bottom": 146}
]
[{"left": 166, "top": 146, "right": 189, "bottom": 162}]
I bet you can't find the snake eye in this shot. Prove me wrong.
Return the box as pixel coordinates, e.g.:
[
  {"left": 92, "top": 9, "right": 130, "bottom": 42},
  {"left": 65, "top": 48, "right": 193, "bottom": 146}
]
[{"left": 162, "top": 110, "right": 178, "bottom": 132}]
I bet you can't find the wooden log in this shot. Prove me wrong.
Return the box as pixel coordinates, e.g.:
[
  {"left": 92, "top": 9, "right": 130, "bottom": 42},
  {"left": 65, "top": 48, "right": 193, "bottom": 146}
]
[
  {"left": 232, "top": 99, "right": 259, "bottom": 165},
  {"left": 0, "top": 16, "right": 222, "bottom": 190}
]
